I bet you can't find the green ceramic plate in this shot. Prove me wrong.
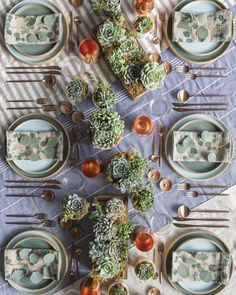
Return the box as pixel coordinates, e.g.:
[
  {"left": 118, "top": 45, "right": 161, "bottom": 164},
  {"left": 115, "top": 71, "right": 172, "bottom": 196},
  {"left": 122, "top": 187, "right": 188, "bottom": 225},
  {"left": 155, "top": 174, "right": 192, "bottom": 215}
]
[
  {"left": 5, "top": 229, "right": 68, "bottom": 295},
  {"left": 165, "top": 114, "right": 234, "bottom": 181},
  {"left": 166, "top": 0, "right": 232, "bottom": 64},
  {"left": 5, "top": 113, "right": 70, "bottom": 179},
  {"left": 164, "top": 231, "right": 232, "bottom": 295},
  {"left": 5, "top": 0, "right": 69, "bottom": 64}
]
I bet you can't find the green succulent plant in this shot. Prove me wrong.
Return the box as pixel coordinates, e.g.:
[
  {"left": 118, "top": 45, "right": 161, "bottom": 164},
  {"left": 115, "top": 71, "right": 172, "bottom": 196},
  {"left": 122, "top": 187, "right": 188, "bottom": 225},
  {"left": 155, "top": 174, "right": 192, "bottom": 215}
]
[
  {"left": 97, "top": 257, "right": 120, "bottom": 279},
  {"left": 118, "top": 223, "right": 134, "bottom": 239},
  {"left": 107, "top": 49, "right": 127, "bottom": 75},
  {"left": 93, "top": 216, "right": 118, "bottom": 242},
  {"left": 105, "top": 198, "right": 126, "bottom": 219},
  {"left": 66, "top": 76, "right": 88, "bottom": 102},
  {"left": 123, "top": 61, "right": 143, "bottom": 85},
  {"left": 107, "top": 151, "right": 149, "bottom": 193},
  {"left": 119, "top": 36, "right": 138, "bottom": 53},
  {"left": 133, "top": 16, "right": 153, "bottom": 34},
  {"left": 61, "top": 193, "right": 90, "bottom": 222},
  {"left": 132, "top": 185, "right": 154, "bottom": 212},
  {"left": 97, "top": 19, "right": 125, "bottom": 47},
  {"left": 109, "top": 283, "right": 129, "bottom": 295},
  {"left": 91, "top": 0, "right": 121, "bottom": 14},
  {"left": 140, "top": 62, "right": 166, "bottom": 90},
  {"left": 90, "top": 109, "right": 125, "bottom": 149},
  {"left": 135, "top": 260, "right": 155, "bottom": 281}
]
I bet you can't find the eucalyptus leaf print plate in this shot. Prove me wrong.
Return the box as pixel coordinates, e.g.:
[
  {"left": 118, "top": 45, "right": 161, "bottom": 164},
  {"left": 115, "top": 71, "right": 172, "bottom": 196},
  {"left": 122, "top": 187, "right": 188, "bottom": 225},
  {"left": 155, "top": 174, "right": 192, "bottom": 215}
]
[
  {"left": 165, "top": 114, "right": 233, "bottom": 181},
  {"left": 164, "top": 231, "right": 233, "bottom": 295},
  {"left": 4, "top": 0, "right": 69, "bottom": 64},
  {"left": 5, "top": 113, "right": 70, "bottom": 179}
]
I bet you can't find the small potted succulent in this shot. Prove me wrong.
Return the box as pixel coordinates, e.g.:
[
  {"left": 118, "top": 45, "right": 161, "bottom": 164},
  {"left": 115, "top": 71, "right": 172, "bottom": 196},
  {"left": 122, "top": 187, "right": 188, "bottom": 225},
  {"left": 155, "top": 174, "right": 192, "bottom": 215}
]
[
  {"left": 135, "top": 259, "right": 156, "bottom": 281},
  {"left": 86, "top": 72, "right": 115, "bottom": 109},
  {"left": 133, "top": 16, "right": 153, "bottom": 36},
  {"left": 107, "top": 151, "right": 149, "bottom": 193},
  {"left": 132, "top": 185, "right": 154, "bottom": 212},
  {"left": 66, "top": 76, "right": 89, "bottom": 103},
  {"left": 91, "top": 0, "right": 121, "bottom": 15},
  {"left": 140, "top": 62, "right": 166, "bottom": 90},
  {"left": 90, "top": 109, "right": 125, "bottom": 149},
  {"left": 108, "top": 281, "right": 129, "bottom": 295},
  {"left": 61, "top": 193, "right": 90, "bottom": 222}
]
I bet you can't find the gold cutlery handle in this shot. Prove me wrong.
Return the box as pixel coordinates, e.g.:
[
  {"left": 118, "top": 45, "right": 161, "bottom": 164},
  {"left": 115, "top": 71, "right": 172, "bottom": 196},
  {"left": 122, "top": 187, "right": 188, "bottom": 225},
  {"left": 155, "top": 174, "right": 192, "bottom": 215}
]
[
  {"left": 194, "top": 94, "right": 227, "bottom": 97},
  {"left": 5, "top": 185, "right": 60, "bottom": 189},
  {"left": 193, "top": 67, "right": 226, "bottom": 70},
  {"left": 198, "top": 193, "right": 230, "bottom": 196},
  {"left": 5, "top": 180, "right": 60, "bottom": 184},
  {"left": 6, "top": 221, "right": 40, "bottom": 225},
  {"left": 173, "top": 223, "right": 229, "bottom": 228},
  {"left": 191, "top": 185, "right": 228, "bottom": 188},
  {"left": 6, "top": 71, "right": 61, "bottom": 75},
  {"left": 197, "top": 75, "right": 227, "bottom": 78},
  {"left": 175, "top": 218, "right": 229, "bottom": 222},
  {"left": 6, "top": 66, "right": 61, "bottom": 70},
  {"left": 6, "top": 214, "right": 34, "bottom": 217},
  {"left": 173, "top": 108, "right": 227, "bottom": 112},
  {"left": 173, "top": 103, "right": 227, "bottom": 107},
  {"left": 192, "top": 210, "right": 229, "bottom": 213},
  {"left": 6, "top": 80, "right": 42, "bottom": 83}
]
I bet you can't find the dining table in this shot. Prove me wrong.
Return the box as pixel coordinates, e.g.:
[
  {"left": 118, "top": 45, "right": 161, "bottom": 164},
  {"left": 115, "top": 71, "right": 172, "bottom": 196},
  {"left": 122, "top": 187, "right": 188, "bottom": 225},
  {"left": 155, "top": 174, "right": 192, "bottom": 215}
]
[{"left": 0, "top": 0, "right": 236, "bottom": 294}]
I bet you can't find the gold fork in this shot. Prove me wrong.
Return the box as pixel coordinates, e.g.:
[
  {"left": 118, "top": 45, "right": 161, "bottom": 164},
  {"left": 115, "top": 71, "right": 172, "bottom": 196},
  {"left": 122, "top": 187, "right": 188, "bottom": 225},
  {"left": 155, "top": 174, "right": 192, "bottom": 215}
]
[
  {"left": 158, "top": 12, "right": 165, "bottom": 51},
  {"left": 6, "top": 220, "right": 56, "bottom": 227},
  {"left": 6, "top": 104, "right": 56, "bottom": 112},
  {"left": 6, "top": 213, "right": 47, "bottom": 220},
  {"left": 158, "top": 122, "right": 165, "bottom": 167}
]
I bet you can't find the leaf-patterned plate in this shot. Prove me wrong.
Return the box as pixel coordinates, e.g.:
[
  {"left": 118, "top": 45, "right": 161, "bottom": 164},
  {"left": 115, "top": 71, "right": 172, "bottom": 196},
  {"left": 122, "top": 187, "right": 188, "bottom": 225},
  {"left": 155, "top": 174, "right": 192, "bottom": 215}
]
[
  {"left": 165, "top": 114, "right": 234, "bottom": 181},
  {"left": 5, "top": 113, "right": 70, "bottom": 179},
  {"left": 164, "top": 231, "right": 232, "bottom": 295},
  {"left": 5, "top": 229, "right": 68, "bottom": 295}
]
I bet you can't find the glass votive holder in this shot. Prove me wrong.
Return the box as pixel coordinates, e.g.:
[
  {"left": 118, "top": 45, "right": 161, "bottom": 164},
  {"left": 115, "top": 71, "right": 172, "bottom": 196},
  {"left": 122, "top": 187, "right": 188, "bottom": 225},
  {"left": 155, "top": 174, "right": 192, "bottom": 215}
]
[{"left": 79, "top": 38, "right": 100, "bottom": 64}]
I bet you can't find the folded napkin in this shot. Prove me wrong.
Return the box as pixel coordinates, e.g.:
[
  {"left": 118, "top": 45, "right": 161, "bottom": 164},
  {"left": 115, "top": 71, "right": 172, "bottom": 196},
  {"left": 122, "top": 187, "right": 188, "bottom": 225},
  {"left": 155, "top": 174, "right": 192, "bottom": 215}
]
[
  {"left": 172, "top": 9, "right": 232, "bottom": 43},
  {"left": 6, "top": 131, "right": 64, "bottom": 161},
  {"left": 4, "top": 13, "right": 62, "bottom": 45},
  {"left": 172, "top": 251, "right": 231, "bottom": 285},
  {"left": 5, "top": 248, "right": 60, "bottom": 284},
  {"left": 173, "top": 131, "right": 231, "bottom": 163}
]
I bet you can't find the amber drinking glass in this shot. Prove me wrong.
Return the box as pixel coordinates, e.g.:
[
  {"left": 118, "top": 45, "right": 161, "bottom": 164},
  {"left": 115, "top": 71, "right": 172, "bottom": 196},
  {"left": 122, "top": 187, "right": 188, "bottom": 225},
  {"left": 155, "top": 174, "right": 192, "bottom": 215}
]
[
  {"left": 135, "top": 227, "right": 155, "bottom": 252},
  {"left": 132, "top": 115, "right": 153, "bottom": 136},
  {"left": 80, "top": 277, "right": 101, "bottom": 295},
  {"left": 134, "top": 0, "right": 154, "bottom": 14},
  {"left": 82, "top": 159, "right": 101, "bottom": 178},
  {"left": 79, "top": 38, "right": 100, "bottom": 64}
]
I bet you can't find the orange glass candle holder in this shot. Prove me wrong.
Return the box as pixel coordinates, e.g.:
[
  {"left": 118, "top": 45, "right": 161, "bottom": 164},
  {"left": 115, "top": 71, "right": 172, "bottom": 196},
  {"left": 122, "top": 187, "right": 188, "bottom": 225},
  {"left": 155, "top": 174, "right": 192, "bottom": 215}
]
[
  {"left": 80, "top": 277, "right": 101, "bottom": 295},
  {"left": 135, "top": 227, "right": 155, "bottom": 252},
  {"left": 79, "top": 38, "right": 100, "bottom": 64},
  {"left": 82, "top": 159, "right": 101, "bottom": 178},
  {"left": 134, "top": 0, "right": 154, "bottom": 15},
  {"left": 132, "top": 115, "right": 153, "bottom": 136}
]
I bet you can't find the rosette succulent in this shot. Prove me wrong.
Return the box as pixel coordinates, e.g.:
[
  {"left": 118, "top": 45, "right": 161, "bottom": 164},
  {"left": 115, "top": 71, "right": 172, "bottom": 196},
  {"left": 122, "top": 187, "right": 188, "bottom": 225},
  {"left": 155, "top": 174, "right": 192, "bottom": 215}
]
[
  {"left": 97, "top": 257, "right": 120, "bottom": 279},
  {"left": 123, "top": 61, "right": 143, "bottom": 85},
  {"left": 105, "top": 198, "right": 126, "bottom": 219},
  {"left": 107, "top": 49, "right": 127, "bottom": 75},
  {"left": 135, "top": 260, "right": 155, "bottom": 281},
  {"left": 61, "top": 194, "right": 90, "bottom": 222},
  {"left": 107, "top": 151, "right": 149, "bottom": 193},
  {"left": 91, "top": 0, "right": 121, "bottom": 14},
  {"left": 97, "top": 19, "right": 125, "bottom": 47},
  {"left": 132, "top": 185, "right": 154, "bottom": 212},
  {"left": 133, "top": 16, "right": 153, "bottom": 35},
  {"left": 93, "top": 216, "right": 118, "bottom": 242},
  {"left": 66, "top": 76, "right": 89, "bottom": 102},
  {"left": 141, "top": 62, "right": 166, "bottom": 90},
  {"left": 119, "top": 36, "right": 138, "bottom": 53},
  {"left": 109, "top": 283, "right": 129, "bottom": 295},
  {"left": 93, "top": 81, "right": 115, "bottom": 109},
  {"left": 90, "top": 109, "right": 125, "bottom": 149}
]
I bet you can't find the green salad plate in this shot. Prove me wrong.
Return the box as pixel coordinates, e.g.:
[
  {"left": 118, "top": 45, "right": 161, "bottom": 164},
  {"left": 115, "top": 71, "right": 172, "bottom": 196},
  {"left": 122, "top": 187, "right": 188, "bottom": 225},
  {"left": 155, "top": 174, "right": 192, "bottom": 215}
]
[
  {"left": 164, "top": 231, "right": 233, "bottom": 295},
  {"left": 5, "top": 229, "right": 68, "bottom": 295},
  {"left": 165, "top": 114, "right": 234, "bottom": 181},
  {"left": 5, "top": 113, "right": 70, "bottom": 179},
  {"left": 165, "top": 0, "right": 233, "bottom": 64},
  {"left": 5, "top": 0, "right": 69, "bottom": 64}
]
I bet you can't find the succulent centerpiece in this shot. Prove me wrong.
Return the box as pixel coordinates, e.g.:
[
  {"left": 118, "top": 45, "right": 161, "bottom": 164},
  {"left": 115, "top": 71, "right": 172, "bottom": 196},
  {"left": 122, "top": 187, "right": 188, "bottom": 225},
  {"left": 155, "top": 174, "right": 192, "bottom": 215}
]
[
  {"left": 135, "top": 259, "right": 156, "bottom": 281},
  {"left": 91, "top": 0, "right": 121, "bottom": 14},
  {"left": 61, "top": 193, "right": 90, "bottom": 222},
  {"left": 132, "top": 185, "right": 154, "bottom": 212},
  {"left": 96, "top": 15, "right": 167, "bottom": 99},
  {"left": 86, "top": 72, "right": 116, "bottom": 109},
  {"left": 66, "top": 76, "right": 89, "bottom": 103},
  {"left": 90, "top": 109, "right": 125, "bottom": 149},
  {"left": 108, "top": 282, "right": 129, "bottom": 295},
  {"left": 107, "top": 151, "right": 149, "bottom": 193},
  {"left": 133, "top": 16, "right": 153, "bottom": 35},
  {"left": 89, "top": 197, "right": 134, "bottom": 282}
]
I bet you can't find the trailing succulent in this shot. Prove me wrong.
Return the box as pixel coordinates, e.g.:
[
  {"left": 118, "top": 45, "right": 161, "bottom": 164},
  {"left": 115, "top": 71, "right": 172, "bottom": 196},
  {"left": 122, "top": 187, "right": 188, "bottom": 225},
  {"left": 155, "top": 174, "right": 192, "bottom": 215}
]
[
  {"left": 107, "top": 151, "right": 149, "bottom": 193},
  {"left": 135, "top": 260, "right": 155, "bottom": 281},
  {"left": 89, "top": 198, "right": 132, "bottom": 282},
  {"left": 132, "top": 185, "right": 154, "bottom": 212},
  {"left": 109, "top": 283, "right": 129, "bottom": 295},
  {"left": 61, "top": 193, "right": 90, "bottom": 222},
  {"left": 90, "top": 109, "right": 125, "bottom": 149},
  {"left": 133, "top": 16, "right": 153, "bottom": 34},
  {"left": 66, "top": 76, "right": 89, "bottom": 102},
  {"left": 140, "top": 62, "right": 166, "bottom": 90},
  {"left": 91, "top": 0, "right": 121, "bottom": 14}
]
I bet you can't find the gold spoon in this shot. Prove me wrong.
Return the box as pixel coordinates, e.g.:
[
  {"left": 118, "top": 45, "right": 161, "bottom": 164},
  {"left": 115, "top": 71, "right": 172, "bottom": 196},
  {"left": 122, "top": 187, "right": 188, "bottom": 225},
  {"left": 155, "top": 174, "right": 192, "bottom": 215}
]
[
  {"left": 152, "top": 15, "right": 160, "bottom": 45},
  {"left": 177, "top": 89, "right": 226, "bottom": 102},
  {"left": 5, "top": 190, "right": 55, "bottom": 202},
  {"left": 74, "top": 15, "right": 82, "bottom": 44},
  {"left": 178, "top": 205, "right": 229, "bottom": 218},
  {"left": 6, "top": 75, "right": 56, "bottom": 87},
  {"left": 151, "top": 127, "right": 158, "bottom": 162}
]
